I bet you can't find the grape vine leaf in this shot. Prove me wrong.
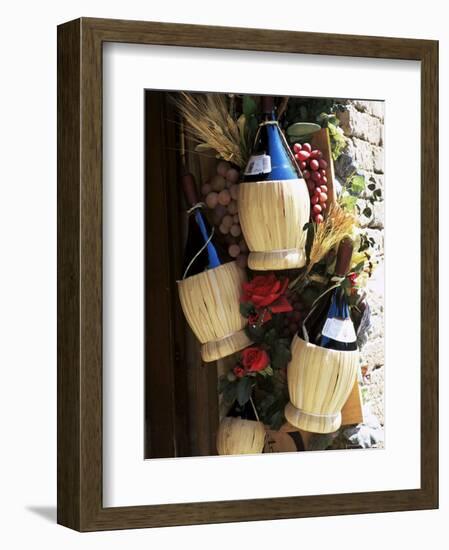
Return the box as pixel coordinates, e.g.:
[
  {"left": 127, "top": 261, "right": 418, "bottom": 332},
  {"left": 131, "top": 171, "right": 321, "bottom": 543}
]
[
  {"left": 243, "top": 96, "right": 257, "bottom": 117},
  {"left": 222, "top": 381, "right": 237, "bottom": 404},
  {"left": 339, "top": 194, "right": 358, "bottom": 211},
  {"left": 350, "top": 175, "right": 365, "bottom": 195},
  {"left": 236, "top": 377, "right": 252, "bottom": 406}
]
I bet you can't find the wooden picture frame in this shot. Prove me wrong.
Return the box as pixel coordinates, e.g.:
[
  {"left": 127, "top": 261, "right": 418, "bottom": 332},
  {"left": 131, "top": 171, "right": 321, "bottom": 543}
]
[{"left": 57, "top": 17, "right": 438, "bottom": 531}]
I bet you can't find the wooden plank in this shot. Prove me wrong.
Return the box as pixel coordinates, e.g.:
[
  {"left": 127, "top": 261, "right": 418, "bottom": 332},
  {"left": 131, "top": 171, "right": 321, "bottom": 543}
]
[
  {"left": 183, "top": 129, "right": 219, "bottom": 457},
  {"left": 341, "top": 378, "right": 364, "bottom": 426},
  {"left": 144, "top": 92, "right": 190, "bottom": 458}
]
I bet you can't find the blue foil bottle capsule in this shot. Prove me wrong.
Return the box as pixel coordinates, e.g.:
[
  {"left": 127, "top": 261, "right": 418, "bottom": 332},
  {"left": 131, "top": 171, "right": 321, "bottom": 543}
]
[{"left": 243, "top": 96, "right": 301, "bottom": 182}]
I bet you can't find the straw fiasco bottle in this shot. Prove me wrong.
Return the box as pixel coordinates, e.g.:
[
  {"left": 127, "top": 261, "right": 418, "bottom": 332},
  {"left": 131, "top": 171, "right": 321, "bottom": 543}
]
[
  {"left": 242, "top": 96, "right": 301, "bottom": 182},
  {"left": 304, "top": 237, "right": 358, "bottom": 351},
  {"left": 181, "top": 172, "right": 222, "bottom": 278}
]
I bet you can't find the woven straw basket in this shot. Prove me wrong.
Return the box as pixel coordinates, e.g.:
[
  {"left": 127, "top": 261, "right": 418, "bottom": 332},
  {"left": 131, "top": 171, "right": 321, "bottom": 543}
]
[
  {"left": 285, "top": 335, "right": 359, "bottom": 434},
  {"left": 238, "top": 179, "right": 310, "bottom": 270},
  {"left": 177, "top": 261, "right": 252, "bottom": 362},
  {"left": 216, "top": 417, "right": 266, "bottom": 455}
]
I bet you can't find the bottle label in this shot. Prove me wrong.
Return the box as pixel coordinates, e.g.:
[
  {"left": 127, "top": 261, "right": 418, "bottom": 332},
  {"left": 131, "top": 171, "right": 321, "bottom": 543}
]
[
  {"left": 321, "top": 317, "right": 356, "bottom": 343},
  {"left": 244, "top": 154, "right": 272, "bottom": 176}
]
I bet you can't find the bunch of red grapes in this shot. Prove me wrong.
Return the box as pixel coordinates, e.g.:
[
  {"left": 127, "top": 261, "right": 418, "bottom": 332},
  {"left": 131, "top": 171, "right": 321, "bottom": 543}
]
[
  {"left": 293, "top": 142, "right": 329, "bottom": 224},
  {"left": 200, "top": 160, "right": 248, "bottom": 268}
]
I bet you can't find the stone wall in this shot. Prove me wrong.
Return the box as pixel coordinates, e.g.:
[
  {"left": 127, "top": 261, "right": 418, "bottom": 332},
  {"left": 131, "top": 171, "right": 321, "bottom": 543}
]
[
  {"left": 336, "top": 100, "right": 385, "bottom": 429},
  {"left": 335, "top": 100, "right": 385, "bottom": 237}
]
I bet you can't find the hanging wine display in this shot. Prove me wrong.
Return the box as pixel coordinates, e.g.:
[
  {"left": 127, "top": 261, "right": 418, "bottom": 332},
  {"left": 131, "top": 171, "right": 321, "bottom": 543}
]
[{"left": 172, "top": 91, "right": 382, "bottom": 454}]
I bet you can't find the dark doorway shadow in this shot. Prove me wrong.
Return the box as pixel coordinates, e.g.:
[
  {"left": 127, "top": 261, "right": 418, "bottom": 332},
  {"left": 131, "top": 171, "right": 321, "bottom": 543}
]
[{"left": 26, "top": 506, "right": 57, "bottom": 523}]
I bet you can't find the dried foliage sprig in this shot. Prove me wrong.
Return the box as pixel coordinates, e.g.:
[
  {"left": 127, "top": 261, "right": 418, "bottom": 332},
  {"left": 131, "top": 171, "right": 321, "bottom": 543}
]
[
  {"left": 308, "top": 203, "right": 357, "bottom": 268},
  {"left": 290, "top": 203, "right": 357, "bottom": 290},
  {"left": 173, "top": 92, "right": 246, "bottom": 168}
]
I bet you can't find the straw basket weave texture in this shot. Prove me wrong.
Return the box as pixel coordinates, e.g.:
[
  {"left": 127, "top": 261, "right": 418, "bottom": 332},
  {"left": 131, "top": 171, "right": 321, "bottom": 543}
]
[
  {"left": 216, "top": 417, "right": 266, "bottom": 455},
  {"left": 285, "top": 335, "right": 359, "bottom": 433},
  {"left": 238, "top": 179, "right": 310, "bottom": 270},
  {"left": 177, "top": 261, "right": 252, "bottom": 362}
]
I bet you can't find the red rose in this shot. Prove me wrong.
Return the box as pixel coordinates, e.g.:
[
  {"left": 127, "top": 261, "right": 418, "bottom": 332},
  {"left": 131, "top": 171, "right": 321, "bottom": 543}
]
[
  {"left": 233, "top": 366, "right": 245, "bottom": 378},
  {"left": 241, "top": 347, "right": 270, "bottom": 373},
  {"left": 241, "top": 273, "right": 292, "bottom": 314}
]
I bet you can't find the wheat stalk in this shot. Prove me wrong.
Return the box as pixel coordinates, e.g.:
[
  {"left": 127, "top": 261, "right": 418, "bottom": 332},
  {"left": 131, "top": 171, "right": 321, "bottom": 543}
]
[
  {"left": 309, "top": 203, "right": 357, "bottom": 268},
  {"left": 172, "top": 92, "right": 246, "bottom": 168},
  {"left": 290, "top": 203, "right": 356, "bottom": 290}
]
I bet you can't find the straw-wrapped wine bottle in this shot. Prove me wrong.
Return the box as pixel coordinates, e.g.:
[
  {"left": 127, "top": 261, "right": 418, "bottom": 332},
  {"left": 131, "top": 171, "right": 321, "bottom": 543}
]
[
  {"left": 177, "top": 173, "right": 252, "bottom": 362},
  {"left": 216, "top": 401, "right": 265, "bottom": 455},
  {"left": 238, "top": 96, "right": 310, "bottom": 270},
  {"left": 242, "top": 96, "right": 301, "bottom": 182},
  {"left": 284, "top": 237, "right": 359, "bottom": 433},
  {"left": 303, "top": 237, "right": 357, "bottom": 351},
  {"left": 181, "top": 172, "right": 223, "bottom": 278}
]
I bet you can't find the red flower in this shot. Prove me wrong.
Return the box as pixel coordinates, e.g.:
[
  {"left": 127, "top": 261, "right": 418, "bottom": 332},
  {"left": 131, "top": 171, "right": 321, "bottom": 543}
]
[
  {"left": 348, "top": 273, "right": 358, "bottom": 285},
  {"left": 241, "top": 347, "right": 270, "bottom": 373},
  {"left": 233, "top": 366, "right": 245, "bottom": 378},
  {"left": 241, "top": 273, "right": 293, "bottom": 314}
]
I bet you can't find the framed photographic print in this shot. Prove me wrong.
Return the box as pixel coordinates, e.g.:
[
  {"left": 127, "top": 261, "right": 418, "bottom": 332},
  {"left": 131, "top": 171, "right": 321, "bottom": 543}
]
[{"left": 57, "top": 17, "right": 438, "bottom": 531}]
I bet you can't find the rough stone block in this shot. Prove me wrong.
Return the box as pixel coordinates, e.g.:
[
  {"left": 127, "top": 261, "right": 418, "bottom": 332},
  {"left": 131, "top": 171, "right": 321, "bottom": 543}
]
[
  {"left": 360, "top": 339, "right": 384, "bottom": 370},
  {"left": 367, "top": 172, "right": 384, "bottom": 192},
  {"left": 372, "top": 145, "right": 384, "bottom": 173},
  {"left": 356, "top": 198, "right": 373, "bottom": 228},
  {"left": 337, "top": 105, "right": 383, "bottom": 145},
  {"left": 352, "top": 100, "right": 385, "bottom": 121},
  {"left": 364, "top": 227, "right": 384, "bottom": 252},
  {"left": 369, "top": 201, "right": 384, "bottom": 230},
  {"left": 334, "top": 152, "right": 357, "bottom": 181},
  {"left": 351, "top": 137, "right": 374, "bottom": 172}
]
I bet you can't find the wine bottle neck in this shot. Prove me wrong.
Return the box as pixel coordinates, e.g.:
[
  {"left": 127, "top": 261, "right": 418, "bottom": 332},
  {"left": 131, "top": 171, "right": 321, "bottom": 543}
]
[
  {"left": 262, "top": 109, "right": 275, "bottom": 122},
  {"left": 334, "top": 238, "right": 354, "bottom": 277},
  {"left": 186, "top": 201, "right": 206, "bottom": 215}
]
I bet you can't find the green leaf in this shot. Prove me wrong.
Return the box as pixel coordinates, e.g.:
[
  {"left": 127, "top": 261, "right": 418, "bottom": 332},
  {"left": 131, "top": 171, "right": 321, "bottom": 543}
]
[
  {"left": 350, "top": 175, "right": 365, "bottom": 194},
  {"left": 264, "top": 328, "right": 277, "bottom": 347},
  {"left": 247, "top": 115, "right": 258, "bottom": 137},
  {"left": 222, "top": 381, "right": 237, "bottom": 404},
  {"left": 271, "top": 342, "right": 292, "bottom": 370},
  {"left": 341, "top": 277, "right": 351, "bottom": 290},
  {"left": 339, "top": 194, "right": 358, "bottom": 211},
  {"left": 327, "top": 122, "right": 337, "bottom": 135},
  {"left": 363, "top": 206, "right": 372, "bottom": 218},
  {"left": 242, "top": 96, "right": 257, "bottom": 117},
  {"left": 246, "top": 323, "right": 266, "bottom": 343},
  {"left": 239, "top": 302, "right": 253, "bottom": 317},
  {"left": 269, "top": 411, "right": 284, "bottom": 431},
  {"left": 236, "top": 377, "right": 252, "bottom": 406},
  {"left": 374, "top": 188, "right": 382, "bottom": 197},
  {"left": 352, "top": 260, "right": 366, "bottom": 273},
  {"left": 217, "top": 375, "right": 229, "bottom": 393},
  {"left": 287, "top": 122, "right": 321, "bottom": 139}
]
